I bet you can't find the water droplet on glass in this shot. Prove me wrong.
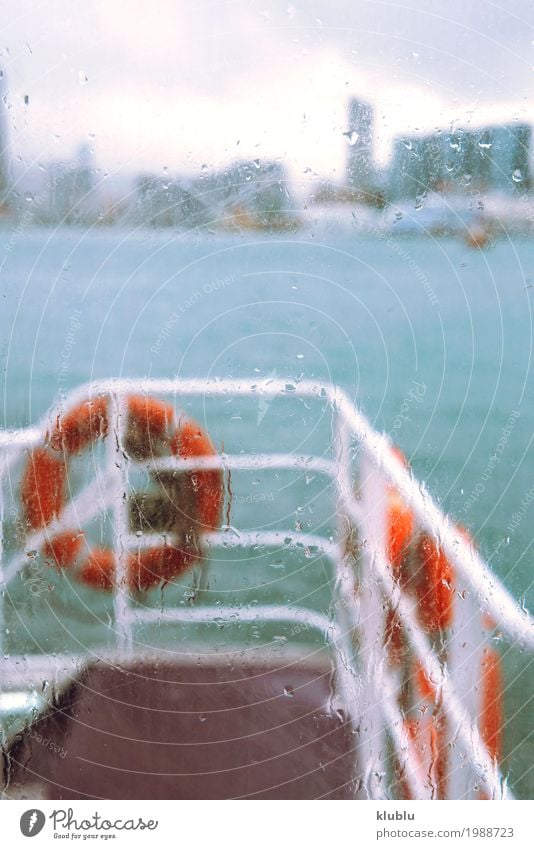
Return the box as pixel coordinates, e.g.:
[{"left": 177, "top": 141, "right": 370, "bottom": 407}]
[{"left": 343, "top": 130, "right": 359, "bottom": 146}]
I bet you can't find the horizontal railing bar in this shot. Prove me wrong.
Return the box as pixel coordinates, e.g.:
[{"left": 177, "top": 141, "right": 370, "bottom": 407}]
[
  {"left": 129, "top": 603, "right": 333, "bottom": 636},
  {"left": 126, "top": 530, "right": 339, "bottom": 558},
  {"left": 0, "top": 426, "right": 41, "bottom": 450},
  {"left": 145, "top": 453, "right": 336, "bottom": 476},
  {"left": 335, "top": 391, "right": 534, "bottom": 650},
  {"left": 37, "top": 377, "right": 338, "bottom": 404},
  {"left": 0, "top": 378, "right": 337, "bottom": 475},
  {"left": 3, "top": 518, "right": 339, "bottom": 588},
  {"left": 1, "top": 444, "right": 340, "bottom": 586},
  {"left": 0, "top": 378, "right": 338, "bottom": 458}
]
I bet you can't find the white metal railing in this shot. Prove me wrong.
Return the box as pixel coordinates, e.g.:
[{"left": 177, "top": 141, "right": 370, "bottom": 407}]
[{"left": 1, "top": 377, "right": 533, "bottom": 801}]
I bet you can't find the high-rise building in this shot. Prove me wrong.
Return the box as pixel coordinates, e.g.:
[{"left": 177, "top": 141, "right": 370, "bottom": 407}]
[
  {"left": 346, "top": 99, "right": 373, "bottom": 189},
  {"left": 388, "top": 134, "right": 446, "bottom": 199},
  {"left": 488, "top": 124, "right": 531, "bottom": 192},
  {"left": 0, "top": 69, "right": 10, "bottom": 207},
  {"left": 46, "top": 144, "right": 96, "bottom": 224},
  {"left": 389, "top": 123, "right": 532, "bottom": 199}
]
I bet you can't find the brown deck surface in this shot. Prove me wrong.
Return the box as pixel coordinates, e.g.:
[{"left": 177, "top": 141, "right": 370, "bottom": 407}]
[{"left": 4, "top": 658, "right": 357, "bottom": 799}]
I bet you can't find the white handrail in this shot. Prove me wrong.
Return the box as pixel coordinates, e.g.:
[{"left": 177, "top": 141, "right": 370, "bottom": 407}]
[
  {"left": 0, "top": 377, "right": 532, "bottom": 800},
  {"left": 1, "top": 377, "right": 530, "bottom": 648},
  {"left": 335, "top": 390, "right": 534, "bottom": 651}
]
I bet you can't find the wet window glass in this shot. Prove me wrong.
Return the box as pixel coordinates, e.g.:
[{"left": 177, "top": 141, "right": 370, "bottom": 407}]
[{"left": 0, "top": 1, "right": 532, "bottom": 803}]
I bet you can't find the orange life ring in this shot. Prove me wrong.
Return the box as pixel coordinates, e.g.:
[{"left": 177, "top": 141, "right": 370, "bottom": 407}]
[
  {"left": 385, "top": 447, "right": 414, "bottom": 663},
  {"left": 386, "top": 447, "right": 414, "bottom": 573},
  {"left": 480, "top": 646, "right": 503, "bottom": 763},
  {"left": 20, "top": 395, "right": 223, "bottom": 591},
  {"left": 415, "top": 534, "right": 455, "bottom": 633},
  {"left": 398, "top": 714, "right": 443, "bottom": 799},
  {"left": 409, "top": 528, "right": 503, "bottom": 799},
  {"left": 403, "top": 662, "right": 449, "bottom": 799}
]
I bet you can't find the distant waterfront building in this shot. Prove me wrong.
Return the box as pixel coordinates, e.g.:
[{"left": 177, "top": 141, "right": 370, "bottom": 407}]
[
  {"left": 389, "top": 123, "right": 531, "bottom": 199},
  {"left": 0, "top": 69, "right": 11, "bottom": 209},
  {"left": 46, "top": 144, "right": 97, "bottom": 224},
  {"left": 388, "top": 133, "right": 448, "bottom": 199},
  {"left": 135, "top": 174, "right": 209, "bottom": 228},
  {"left": 489, "top": 125, "right": 531, "bottom": 191},
  {"left": 208, "top": 160, "right": 293, "bottom": 228},
  {"left": 346, "top": 99, "right": 373, "bottom": 190},
  {"left": 133, "top": 161, "right": 295, "bottom": 231}
]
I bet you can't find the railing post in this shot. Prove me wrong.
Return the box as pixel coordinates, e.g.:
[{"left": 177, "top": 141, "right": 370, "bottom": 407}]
[
  {"left": 356, "top": 456, "right": 390, "bottom": 799},
  {"left": 107, "top": 393, "right": 132, "bottom": 653},
  {"left": 0, "top": 452, "right": 6, "bottom": 748},
  {"left": 333, "top": 407, "right": 364, "bottom": 795},
  {"left": 0, "top": 452, "right": 5, "bottom": 663},
  {"left": 448, "top": 572, "right": 494, "bottom": 798}
]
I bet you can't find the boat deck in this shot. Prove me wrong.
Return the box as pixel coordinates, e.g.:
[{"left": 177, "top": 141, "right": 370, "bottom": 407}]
[{"left": 4, "top": 651, "right": 355, "bottom": 800}]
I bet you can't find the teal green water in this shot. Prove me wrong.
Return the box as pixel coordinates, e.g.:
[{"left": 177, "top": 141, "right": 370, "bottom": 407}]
[{"left": 1, "top": 227, "right": 533, "bottom": 796}]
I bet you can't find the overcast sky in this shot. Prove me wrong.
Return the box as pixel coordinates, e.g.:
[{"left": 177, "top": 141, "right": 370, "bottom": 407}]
[{"left": 1, "top": 0, "right": 533, "bottom": 184}]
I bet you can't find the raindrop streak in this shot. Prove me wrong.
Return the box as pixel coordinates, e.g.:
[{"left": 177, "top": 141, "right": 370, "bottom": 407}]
[{"left": 343, "top": 131, "right": 359, "bottom": 146}]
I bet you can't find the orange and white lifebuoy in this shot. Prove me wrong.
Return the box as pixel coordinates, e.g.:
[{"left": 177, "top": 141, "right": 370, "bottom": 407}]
[
  {"left": 478, "top": 611, "right": 503, "bottom": 798},
  {"left": 384, "top": 447, "right": 414, "bottom": 664},
  {"left": 404, "top": 531, "right": 456, "bottom": 798},
  {"left": 405, "top": 526, "right": 503, "bottom": 799},
  {"left": 20, "top": 394, "right": 223, "bottom": 591},
  {"left": 383, "top": 449, "right": 503, "bottom": 798},
  {"left": 415, "top": 533, "right": 455, "bottom": 633}
]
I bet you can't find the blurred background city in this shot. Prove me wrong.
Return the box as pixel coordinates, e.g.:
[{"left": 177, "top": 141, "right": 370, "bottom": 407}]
[{"left": 0, "top": 77, "right": 532, "bottom": 239}]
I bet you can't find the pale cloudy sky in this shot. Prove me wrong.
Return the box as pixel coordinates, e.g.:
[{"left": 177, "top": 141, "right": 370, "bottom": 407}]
[{"left": 1, "top": 0, "right": 533, "bottom": 183}]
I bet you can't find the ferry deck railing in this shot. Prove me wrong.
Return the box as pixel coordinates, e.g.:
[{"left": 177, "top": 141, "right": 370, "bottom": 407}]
[{"left": 0, "top": 378, "right": 533, "bottom": 800}]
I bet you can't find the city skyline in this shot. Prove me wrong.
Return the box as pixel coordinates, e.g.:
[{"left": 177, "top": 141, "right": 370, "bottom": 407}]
[
  {"left": 1, "top": 60, "right": 533, "bottom": 226},
  {"left": 3, "top": 82, "right": 533, "bottom": 201}
]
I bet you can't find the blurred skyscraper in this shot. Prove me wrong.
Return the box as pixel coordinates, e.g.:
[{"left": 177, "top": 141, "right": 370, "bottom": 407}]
[
  {"left": 0, "top": 69, "right": 11, "bottom": 209},
  {"left": 489, "top": 125, "right": 531, "bottom": 191},
  {"left": 46, "top": 143, "right": 96, "bottom": 224},
  {"left": 346, "top": 98, "right": 373, "bottom": 190},
  {"left": 389, "top": 123, "right": 531, "bottom": 199}
]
